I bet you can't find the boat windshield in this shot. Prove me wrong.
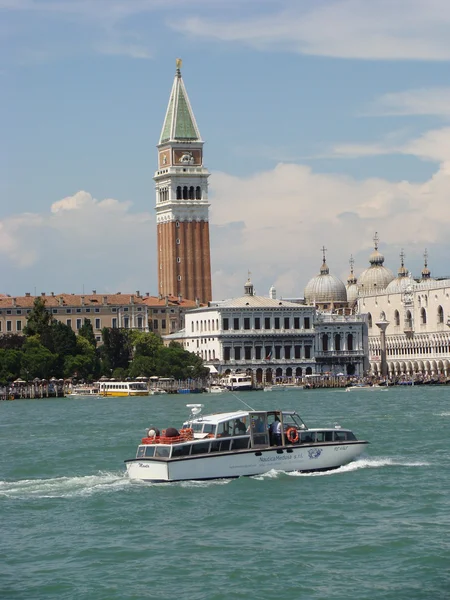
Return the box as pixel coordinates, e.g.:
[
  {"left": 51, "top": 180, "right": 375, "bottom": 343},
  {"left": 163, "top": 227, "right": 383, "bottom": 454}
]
[{"left": 282, "top": 412, "right": 306, "bottom": 429}]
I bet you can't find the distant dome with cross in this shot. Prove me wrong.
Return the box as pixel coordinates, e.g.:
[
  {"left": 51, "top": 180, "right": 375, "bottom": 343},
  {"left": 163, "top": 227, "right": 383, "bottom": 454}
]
[
  {"left": 358, "top": 233, "right": 394, "bottom": 293},
  {"left": 304, "top": 246, "right": 347, "bottom": 305}
]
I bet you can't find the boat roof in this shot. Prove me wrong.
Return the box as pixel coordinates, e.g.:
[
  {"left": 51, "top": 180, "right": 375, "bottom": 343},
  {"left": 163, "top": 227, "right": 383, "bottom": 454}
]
[
  {"left": 187, "top": 410, "right": 249, "bottom": 425},
  {"left": 186, "top": 408, "right": 303, "bottom": 426}
]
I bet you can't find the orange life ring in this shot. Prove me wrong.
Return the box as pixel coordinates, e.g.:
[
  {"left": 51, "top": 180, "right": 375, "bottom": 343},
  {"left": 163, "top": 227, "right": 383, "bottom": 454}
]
[{"left": 286, "top": 427, "right": 299, "bottom": 444}]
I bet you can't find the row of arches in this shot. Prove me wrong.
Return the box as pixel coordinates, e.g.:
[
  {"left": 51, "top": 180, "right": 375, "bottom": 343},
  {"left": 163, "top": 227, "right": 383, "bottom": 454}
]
[
  {"left": 371, "top": 359, "right": 450, "bottom": 377},
  {"left": 367, "top": 306, "right": 444, "bottom": 329},
  {"left": 176, "top": 186, "right": 202, "bottom": 200},
  {"left": 321, "top": 333, "right": 354, "bottom": 352}
]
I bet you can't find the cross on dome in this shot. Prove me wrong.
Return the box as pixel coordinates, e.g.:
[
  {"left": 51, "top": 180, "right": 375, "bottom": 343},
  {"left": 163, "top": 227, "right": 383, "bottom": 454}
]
[{"left": 373, "top": 232, "right": 379, "bottom": 251}]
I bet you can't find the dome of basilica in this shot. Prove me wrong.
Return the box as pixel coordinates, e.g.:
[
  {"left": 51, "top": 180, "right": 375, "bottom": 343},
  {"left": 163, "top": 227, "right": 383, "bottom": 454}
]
[
  {"left": 385, "top": 250, "right": 411, "bottom": 294},
  {"left": 358, "top": 234, "right": 394, "bottom": 293},
  {"left": 304, "top": 254, "right": 347, "bottom": 304}
]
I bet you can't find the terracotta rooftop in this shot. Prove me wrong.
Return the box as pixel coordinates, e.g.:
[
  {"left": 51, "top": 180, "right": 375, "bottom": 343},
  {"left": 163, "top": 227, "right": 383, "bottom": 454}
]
[{"left": 0, "top": 292, "right": 203, "bottom": 309}]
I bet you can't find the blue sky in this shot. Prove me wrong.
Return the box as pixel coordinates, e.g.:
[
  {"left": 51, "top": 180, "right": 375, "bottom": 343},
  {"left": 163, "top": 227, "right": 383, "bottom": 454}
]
[{"left": 3, "top": 0, "right": 450, "bottom": 299}]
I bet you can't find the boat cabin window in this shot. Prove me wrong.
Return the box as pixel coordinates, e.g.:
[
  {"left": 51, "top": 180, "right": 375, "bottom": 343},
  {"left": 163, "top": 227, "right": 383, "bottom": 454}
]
[
  {"left": 216, "top": 418, "right": 247, "bottom": 437},
  {"left": 334, "top": 430, "right": 356, "bottom": 441},
  {"left": 249, "top": 412, "right": 269, "bottom": 446},
  {"left": 210, "top": 439, "right": 231, "bottom": 453},
  {"left": 231, "top": 437, "right": 250, "bottom": 450},
  {"left": 202, "top": 424, "right": 217, "bottom": 435},
  {"left": 136, "top": 445, "right": 156, "bottom": 458},
  {"left": 191, "top": 442, "right": 211, "bottom": 455},
  {"left": 172, "top": 444, "right": 191, "bottom": 457},
  {"left": 300, "top": 431, "right": 314, "bottom": 444},
  {"left": 282, "top": 412, "right": 306, "bottom": 430},
  {"left": 154, "top": 446, "right": 170, "bottom": 458}
]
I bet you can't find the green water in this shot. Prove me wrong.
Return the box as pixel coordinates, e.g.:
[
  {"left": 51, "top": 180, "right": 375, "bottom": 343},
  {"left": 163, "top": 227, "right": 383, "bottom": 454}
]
[{"left": 1, "top": 387, "right": 449, "bottom": 600}]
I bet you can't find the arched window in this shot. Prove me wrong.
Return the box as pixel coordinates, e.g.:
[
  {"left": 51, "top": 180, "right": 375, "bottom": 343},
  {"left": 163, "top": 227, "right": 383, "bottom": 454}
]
[
  {"left": 295, "top": 367, "right": 302, "bottom": 377},
  {"left": 421, "top": 307, "right": 427, "bottom": 324},
  {"left": 306, "top": 367, "right": 313, "bottom": 375},
  {"left": 176, "top": 186, "right": 182, "bottom": 200},
  {"left": 322, "top": 334, "right": 329, "bottom": 352},
  {"left": 189, "top": 186, "right": 194, "bottom": 200},
  {"left": 394, "top": 310, "right": 400, "bottom": 326},
  {"left": 183, "top": 186, "right": 188, "bottom": 199},
  {"left": 334, "top": 334, "right": 341, "bottom": 351},
  {"left": 438, "top": 305, "right": 444, "bottom": 324},
  {"left": 196, "top": 186, "right": 202, "bottom": 199},
  {"left": 347, "top": 333, "right": 353, "bottom": 351},
  {"left": 405, "top": 310, "right": 412, "bottom": 329},
  {"left": 367, "top": 313, "right": 372, "bottom": 328}
]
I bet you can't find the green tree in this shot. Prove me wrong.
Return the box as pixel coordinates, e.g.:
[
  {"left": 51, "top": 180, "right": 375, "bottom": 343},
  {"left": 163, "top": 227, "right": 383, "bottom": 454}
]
[
  {"left": 0, "top": 334, "right": 25, "bottom": 350},
  {"left": 128, "top": 355, "right": 155, "bottom": 378},
  {"left": 78, "top": 318, "right": 96, "bottom": 348},
  {"left": 64, "top": 336, "right": 99, "bottom": 380},
  {"left": 100, "top": 328, "right": 131, "bottom": 373},
  {"left": 0, "top": 349, "right": 22, "bottom": 384},
  {"left": 156, "top": 343, "right": 208, "bottom": 380},
  {"left": 21, "top": 337, "right": 57, "bottom": 380},
  {"left": 23, "top": 297, "right": 53, "bottom": 344}
]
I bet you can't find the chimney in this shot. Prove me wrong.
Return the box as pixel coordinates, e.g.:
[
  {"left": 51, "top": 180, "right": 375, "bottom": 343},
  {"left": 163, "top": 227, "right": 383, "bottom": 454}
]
[
  {"left": 41, "top": 292, "right": 46, "bottom": 297},
  {"left": 92, "top": 290, "right": 96, "bottom": 295},
  {"left": 146, "top": 292, "right": 150, "bottom": 297},
  {"left": 130, "top": 295, "right": 135, "bottom": 305},
  {"left": 165, "top": 295, "right": 169, "bottom": 307},
  {"left": 103, "top": 296, "right": 108, "bottom": 306},
  {"left": 136, "top": 290, "right": 140, "bottom": 298},
  {"left": 178, "top": 294, "right": 182, "bottom": 303},
  {"left": 158, "top": 293, "right": 163, "bottom": 300},
  {"left": 12, "top": 297, "right": 16, "bottom": 307},
  {"left": 51, "top": 292, "right": 54, "bottom": 297},
  {"left": 59, "top": 296, "right": 64, "bottom": 306},
  {"left": 81, "top": 295, "right": 85, "bottom": 306},
  {"left": 25, "top": 292, "right": 30, "bottom": 297},
  {"left": 195, "top": 297, "right": 200, "bottom": 307}
]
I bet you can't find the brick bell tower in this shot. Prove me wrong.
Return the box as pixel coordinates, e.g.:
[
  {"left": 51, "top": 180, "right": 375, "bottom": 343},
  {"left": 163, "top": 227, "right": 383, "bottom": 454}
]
[{"left": 154, "top": 59, "right": 212, "bottom": 304}]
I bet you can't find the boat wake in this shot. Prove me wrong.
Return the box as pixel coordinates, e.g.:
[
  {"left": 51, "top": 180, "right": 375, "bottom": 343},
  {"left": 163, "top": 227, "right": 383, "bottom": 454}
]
[
  {"left": 251, "top": 457, "right": 430, "bottom": 479},
  {"left": 434, "top": 412, "right": 450, "bottom": 417},
  {"left": 0, "top": 471, "right": 130, "bottom": 499}
]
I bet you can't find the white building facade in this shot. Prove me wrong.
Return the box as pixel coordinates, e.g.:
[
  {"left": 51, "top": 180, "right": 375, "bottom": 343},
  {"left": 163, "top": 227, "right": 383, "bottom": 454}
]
[
  {"left": 358, "top": 279, "right": 450, "bottom": 377},
  {"left": 165, "top": 280, "right": 368, "bottom": 382}
]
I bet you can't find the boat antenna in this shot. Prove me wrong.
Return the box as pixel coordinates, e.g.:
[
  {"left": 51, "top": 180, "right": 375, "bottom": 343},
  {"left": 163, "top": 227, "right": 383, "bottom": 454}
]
[{"left": 230, "top": 392, "right": 255, "bottom": 411}]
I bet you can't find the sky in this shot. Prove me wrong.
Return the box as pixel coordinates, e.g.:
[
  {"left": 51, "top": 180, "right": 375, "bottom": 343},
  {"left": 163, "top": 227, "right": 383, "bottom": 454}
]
[{"left": 3, "top": 0, "right": 450, "bottom": 300}]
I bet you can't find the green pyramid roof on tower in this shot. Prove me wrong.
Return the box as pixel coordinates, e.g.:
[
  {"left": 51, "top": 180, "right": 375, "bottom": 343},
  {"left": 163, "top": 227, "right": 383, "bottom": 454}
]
[{"left": 159, "top": 64, "right": 202, "bottom": 144}]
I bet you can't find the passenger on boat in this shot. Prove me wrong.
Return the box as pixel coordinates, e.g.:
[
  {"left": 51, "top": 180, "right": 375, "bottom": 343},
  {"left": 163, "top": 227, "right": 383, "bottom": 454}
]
[
  {"left": 269, "top": 417, "right": 282, "bottom": 446},
  {"left": 234, "top": 418, "right": 247, "bottom": 435}
]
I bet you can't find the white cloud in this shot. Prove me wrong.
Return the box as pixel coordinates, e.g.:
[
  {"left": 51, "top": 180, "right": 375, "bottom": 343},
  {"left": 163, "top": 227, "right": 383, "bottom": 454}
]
[
  {"left": 3, "top": 134, "right": 450, "bottom": 299},
  {"left": 175, "top": 0, "right": 450, "bottom": 61},
  {"left": 367, "top": 87, "right": 450, "bottom": 117},
  {"left": 331, "top": 126, "right": 450, "bottom": 165},
  {"left": 0, "top": 191, "right": 154, "bottom": 294}
]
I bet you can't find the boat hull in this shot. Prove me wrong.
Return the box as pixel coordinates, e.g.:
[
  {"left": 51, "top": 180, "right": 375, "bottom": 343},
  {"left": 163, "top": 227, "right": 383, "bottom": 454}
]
[{"left": 125, "top": 441, "right": 367, "bottom": 482}]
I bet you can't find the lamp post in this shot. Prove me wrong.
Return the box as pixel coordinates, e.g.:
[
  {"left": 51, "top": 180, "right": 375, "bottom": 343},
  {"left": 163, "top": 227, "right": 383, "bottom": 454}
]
[{"left": 375, "top": 317, "right": 390, "bottom": 378}]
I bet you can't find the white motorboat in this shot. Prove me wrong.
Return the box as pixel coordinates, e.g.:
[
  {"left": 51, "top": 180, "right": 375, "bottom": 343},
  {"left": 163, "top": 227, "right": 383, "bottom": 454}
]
[
  {"left": 263, "top": 385, "right": 286, "bottom": 392},
  {"left": 345, "top": 384, "right": 386, "bottom": 392},
  {"left": 221, "top": 374, "right": 253, "bottom": 391},
  {"left": 68, "top": 385, "right": 100, "bottom": 397},
  {"left": 149, "top": 388, "right": 168, "bottom": 395},
  {"left": 208, "top": 385, "right": 227, "bottom": 394},
  {"left": 125, "top": 404, "right": 368, "bottom": 483}
]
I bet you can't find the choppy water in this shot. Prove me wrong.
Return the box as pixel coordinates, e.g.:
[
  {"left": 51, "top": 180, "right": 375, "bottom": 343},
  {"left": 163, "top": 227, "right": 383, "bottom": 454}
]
[{"left": 1, "top": 387, "right": 449, "bottom": 600}]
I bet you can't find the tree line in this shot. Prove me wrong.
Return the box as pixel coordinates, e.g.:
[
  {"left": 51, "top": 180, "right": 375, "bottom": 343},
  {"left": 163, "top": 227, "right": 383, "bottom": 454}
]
[{"left": 0, "top": 297, "right": 208, "bottom": 384}]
